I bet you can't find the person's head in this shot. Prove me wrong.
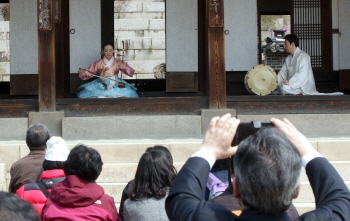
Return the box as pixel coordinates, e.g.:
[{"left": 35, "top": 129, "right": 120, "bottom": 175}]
[
  {"left": 131, "top": 147, "right": 177, "bottom": 201},
  {"left": 284, "top": 34, "right": 299, "bottom": 54},
  {"left": 233, "top": 127, "right": 302, "bottom": 215},
  {"left": 26, "top": 123, "right": 50, "bottom": 151},
  {"left": 103, "top": 42, "right": 114, "bottom": 60},
  {"left": 0, "top": 191, "right": 39, "bottom": 221},
  {"left": 146, "top": 145, "right": 173, "bottom": 165},
  {"left": 64, "top": 144, "right": 103, "bottom": 181},
  {"left": 43, "top": 136, "right": 69, "bottom": 171}
]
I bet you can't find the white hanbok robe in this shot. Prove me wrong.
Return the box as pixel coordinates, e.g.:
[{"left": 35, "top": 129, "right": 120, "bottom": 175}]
[
  {"left": 277, "top": 49, "right": 343, "bottom": 95},
  {"left": 277, "top": 49, "right": 319, "bottom": 95}
]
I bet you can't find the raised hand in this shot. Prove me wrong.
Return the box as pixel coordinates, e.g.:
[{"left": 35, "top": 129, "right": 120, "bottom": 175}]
[
  {"left": 271, "top": 118, "right": 316, "bottom": 157},
  {"left": 201, "top": 114, "right": 240, "bottom": 160}
]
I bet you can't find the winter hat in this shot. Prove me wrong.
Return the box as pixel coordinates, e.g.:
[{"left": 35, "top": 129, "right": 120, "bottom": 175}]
[{"left": 45, "top": 136, "right": 69, "bottom": 161}]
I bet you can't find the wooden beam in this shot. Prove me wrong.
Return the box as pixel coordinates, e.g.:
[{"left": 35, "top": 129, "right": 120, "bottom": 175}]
[
  {"left": 55, "top": 0, "right": 70, "bottom": 98},
  {"left": 38, "top": 0, "right": 56, "bottom": 111},
  {"left": 206, "top": 0, "right": 227, "bottom": 109}
]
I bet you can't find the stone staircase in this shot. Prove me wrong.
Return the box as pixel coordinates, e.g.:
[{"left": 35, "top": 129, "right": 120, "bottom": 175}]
[
  {"left": 1, "top": 137, "right": 350, "bottom": 215},
  {"left": 1, "top": 113, "right": 350, "bottom": 215}
]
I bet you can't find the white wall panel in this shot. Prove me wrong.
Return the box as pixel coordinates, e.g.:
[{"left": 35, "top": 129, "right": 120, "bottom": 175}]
[
  {"left": 70, "top": 0, "right": 101, "bottom": 73},
  {"left": 10, "top": 0, "right": 38, "bottom": 75},
  {"left": 224, "top": 0, "right": 258, "bottom": 71},
  {"left": 166, "top": 0, "right": 198, "bottom": 72},
  {"left": 339, "top": 0, "right": 350, "bottom": 69}
]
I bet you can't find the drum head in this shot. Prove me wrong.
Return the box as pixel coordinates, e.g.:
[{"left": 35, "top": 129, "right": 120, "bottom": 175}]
[{"left": 244, "top": 64, "right": 278, "bottom": 96}]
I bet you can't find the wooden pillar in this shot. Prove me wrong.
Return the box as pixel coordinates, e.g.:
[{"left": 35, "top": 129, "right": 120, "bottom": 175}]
[
  {"left": 206, "top": 0, "right": 227, "bottom": 109},
  {"left": 38, "top": 0, "right": 56, "bottom": 111},
  {"left": 55, "top": 0, "right": 70, "bottom": 98}
]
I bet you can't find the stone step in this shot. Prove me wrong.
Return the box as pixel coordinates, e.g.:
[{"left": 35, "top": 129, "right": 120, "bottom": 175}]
[
  {"left": 96, "top": 163, "right": 184, "bottom": 184},
  {"left": 3, "top": 113, "right": 350, "bottom": 140},
  {"left": 62, "top": 116, "right": 202, "bottom": 140},
  {"left": 1, "top": 138, "right": 350, "bottom": 173},
  {"left": 293, "top": 203, "right": 315, "bottom": 216},
  {"left": 238, "top": 114, "right": 350, "bottom": 137}
]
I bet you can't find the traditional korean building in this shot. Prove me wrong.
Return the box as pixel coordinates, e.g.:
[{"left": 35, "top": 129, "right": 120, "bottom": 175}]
[{"left": 0, "top": 0, "right": 349, "bottom": 214}]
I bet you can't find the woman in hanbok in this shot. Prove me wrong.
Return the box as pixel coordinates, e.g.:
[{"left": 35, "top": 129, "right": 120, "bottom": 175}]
[{"left": 77, "top": 42, "right": 139, "bottom": 98}]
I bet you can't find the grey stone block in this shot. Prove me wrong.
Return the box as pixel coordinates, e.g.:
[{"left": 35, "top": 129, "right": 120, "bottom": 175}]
[
  {"left": 117, "top": 12, "right": 164, "bottom": 20},
  {"left": 137, "top": 73, "right": 156, "bottom": 79},
  {"left": 124, "top": 60, "right": 165, "bottom": 74},
  {"left": 114, "top": 2, "right": 142, "bottom": 13},
  {"left": 151, "top": 38, "right": 165, "bottom": 49},
  {"left": 149, "top": 19, "right": 165, "bottom": 30},
  {"left": 114, "top": 19, "right": 149, "bottom": 31},
  {"left": 237, "top": 114, "right": 350, "bottom": 137},
  {"left": 97, "top": 163, "right": 137, "bottom": 183},
  {"left": 318, "top": 140, "right": 350, "bottom": 161},
  {"left": 28, "top": 111, "right": 64, "bottom": 137},
  {"left": 0, "top": 163, "right": 5, "bottom": 183},
  {"left": 143, "top": 2, "right": 165, "bottom": 12},
  {"left": 99, "top": 183, "right": 126, "bottom": 204},
  {"left": 144, "top": 30, "right": 165, "bottom": 38},
  {"left": 0, "top": 145, "right": 21, "bottom": 172},
  {"left": 0, "top": 118, "right": 27, "bottom": 140},
  {"left": 170, "top": 142, "right": 202, "bottom": 163},
  {"left": 63, "top": 115, "right": 201, "bottom": 140},
  {"left": 201, "top": 109, "right": 237, "bottom": 135}
]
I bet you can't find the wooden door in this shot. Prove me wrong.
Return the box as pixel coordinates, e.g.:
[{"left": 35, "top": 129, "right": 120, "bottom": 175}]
[{"left": 292, "top": 0, "right": 332, "bottom": 70}]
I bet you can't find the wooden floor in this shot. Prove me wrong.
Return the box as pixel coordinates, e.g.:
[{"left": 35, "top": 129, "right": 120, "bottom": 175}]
[{"left": 1, "top": 94, "right": 350, "bottom": 118}]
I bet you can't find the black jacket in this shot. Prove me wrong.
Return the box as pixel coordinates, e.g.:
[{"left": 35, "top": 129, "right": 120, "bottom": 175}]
[{"left": 166, "top": 157, "right": 350, "bottom": 221}]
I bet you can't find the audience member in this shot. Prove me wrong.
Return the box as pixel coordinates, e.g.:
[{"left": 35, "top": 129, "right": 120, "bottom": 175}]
[
  {"left": 166, "top": 114, "right": 350, "bottom": 220},
  {"left": 123, "top": 146, "right": 177, "bottom": 221},
  {"left": 16, "top": 136, "right": 69, "bottom": 215},
  {"left": 119, "top": 145, "right": 176, "bottom": 220},
  {"left": 205, "top": 159, "right": 230, "bottom": 200},
  {"left": 209, "top": 187, "right": 299, "bottom": 220},
  {"left": 0, "top": 191, "right": 39, "bottom": 221},
  {"left": 41, "top": 144, "right": 121, "bottom": 221},
  {"left": 9, "top": 123, "right": 50, "bottom": 193}
]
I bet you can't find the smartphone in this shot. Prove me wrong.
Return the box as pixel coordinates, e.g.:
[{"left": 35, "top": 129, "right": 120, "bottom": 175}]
[{"left": 233, "top": 121, "right": 274, "bottom": 146}]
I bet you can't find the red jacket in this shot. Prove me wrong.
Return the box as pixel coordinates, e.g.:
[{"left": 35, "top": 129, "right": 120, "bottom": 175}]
[
  {"left": 16, "top": 169, "right": 66, "bottom": 215},
  {"left": 41, "top": 175, "right": 121, "bottom": 221}
]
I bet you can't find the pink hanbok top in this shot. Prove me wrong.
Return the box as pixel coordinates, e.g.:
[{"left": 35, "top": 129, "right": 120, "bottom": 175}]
[{"left": 79, "top": 58, "right": 135, "bottom": 81}]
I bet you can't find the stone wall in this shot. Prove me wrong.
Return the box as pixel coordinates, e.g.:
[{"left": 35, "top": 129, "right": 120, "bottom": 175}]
[
  {"left": 263, "top": 51, "right": 289, "bottom": 70},
  {"left": 0, "top": 21, "right": 9, "bottom": 82},
  {"left": 114, "top": 0, "right": 165, "bottom": 79}
]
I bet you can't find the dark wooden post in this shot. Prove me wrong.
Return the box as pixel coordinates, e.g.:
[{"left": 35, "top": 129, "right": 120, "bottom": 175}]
[
  {"left": 206, "top": 0, "right": 227, "bottom": 109},
  {"left": 38, "top": 0, "right": 56, "bottom": 111}
]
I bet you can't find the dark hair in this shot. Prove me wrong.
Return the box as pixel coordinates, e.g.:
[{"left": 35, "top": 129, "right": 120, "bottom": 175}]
[
  {"left": 64, "top": 144, "right": 103, "bottom": 181},
  {"left": 103, "top": 42, "right": 114, "bottom": 50},
  {"left": 26, "top": 123, "right": 50, "bottom": 150},
  {"left": 42, "top": 159, "right": 65, "bottom": 171},
  {"left": 131, "top": 148, "right": 177, "bottom": 201},
  {"left": 147, "top": 145, "right": 172, "bottom": 163},
  {"left": 0, "top": 191, "right": 39, "bottom": 221},
  {"left": 284, "top": 34, "right": 299, "bottom": 47},
  {"left": 234, "top": 127, "right": 301, "bottom": 215}
]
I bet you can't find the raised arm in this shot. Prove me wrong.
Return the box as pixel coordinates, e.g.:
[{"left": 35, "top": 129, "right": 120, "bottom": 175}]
[
  {"left": 118, "top": 60, "right": 135, "bottom": 77},
  {"left": 272, "top": 118, "right": 350, "bottom": 221},
  {"left": 79, "top": 61, "right": 101, "bottom": 80},
  {"left": 166, "top": 114, "right": 240, "bottom": 221},
  {"left": 277, "top": 60, "right": 288, "bottom": 87}
]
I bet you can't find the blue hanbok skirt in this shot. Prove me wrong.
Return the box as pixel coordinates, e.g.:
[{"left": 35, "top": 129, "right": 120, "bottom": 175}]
[{"left": 76, "top": 78, "right": 139, "bottom": 98}]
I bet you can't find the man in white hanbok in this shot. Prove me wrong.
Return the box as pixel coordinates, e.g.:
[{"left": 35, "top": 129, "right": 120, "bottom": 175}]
[{"left": 277, "top": 34, "right": 319, "bottom": 95}]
